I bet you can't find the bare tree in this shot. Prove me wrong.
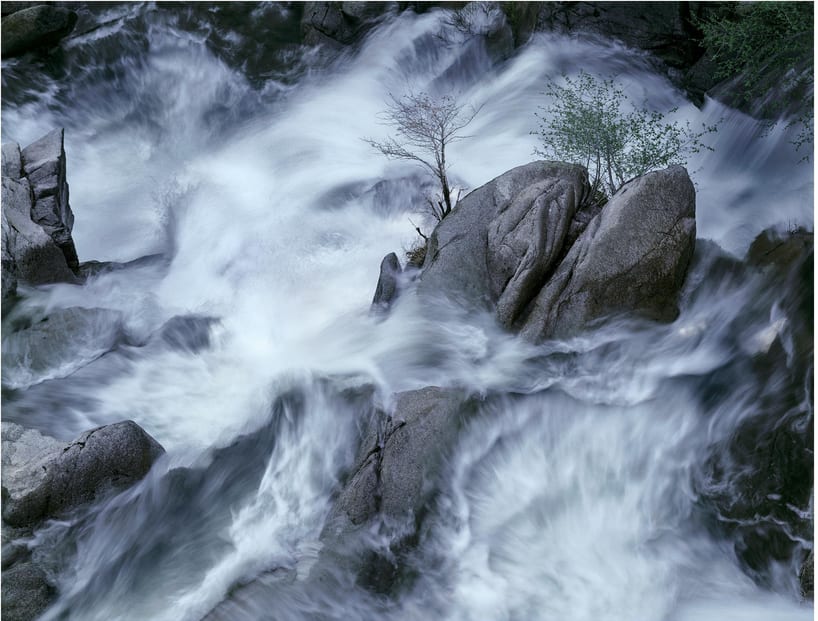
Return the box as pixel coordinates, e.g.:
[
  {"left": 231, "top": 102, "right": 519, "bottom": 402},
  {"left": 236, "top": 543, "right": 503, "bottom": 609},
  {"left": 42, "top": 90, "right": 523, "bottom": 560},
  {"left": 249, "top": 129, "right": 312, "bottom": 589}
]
[{"left": 365, "top": 92, "right": 480, "bottom": 221}]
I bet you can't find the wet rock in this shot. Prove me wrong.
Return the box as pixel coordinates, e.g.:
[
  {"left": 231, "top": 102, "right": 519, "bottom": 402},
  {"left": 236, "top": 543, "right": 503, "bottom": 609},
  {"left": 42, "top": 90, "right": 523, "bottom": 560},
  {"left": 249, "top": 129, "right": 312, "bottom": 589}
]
[
  {"left": 1, "top": 178, "right": 77, "bottom": 288},
  {"left": 152, "top": 314, "right": 218, "bottom": 354},
  {"left": 2, "top": 420, "right": 165, "bottom": 528},
  {"left": 371, "top": 252, "right": 401, "bottom": 312},
  {"left": 0, "top": 561, "right": 55, "bottom": 621},
  {"left": 1, "top": 307, "right": 125, "bottom": 388},
  {"left": 20, "top": 128, "right": 78, "bottom": 271},
  {"left": 520, "top": 165, "right": 696, "bottom": 341},
  {"left": 329, "top": 386, "right": 471, "bottom": 531},
  {"left": 418, "top": 161, "right": 591, "bottom": 326},
  {"left": 747, "top": 226, "right": 813, "bottom": 271},
  {"left": 301, "top": 1, "right": 394, "bottom": 47},
  {"left": 694, "top": 235, "right": 813, "bottom": 590},
  {"left": 1, "top": 4, "right": 78, "bottom": 57}
]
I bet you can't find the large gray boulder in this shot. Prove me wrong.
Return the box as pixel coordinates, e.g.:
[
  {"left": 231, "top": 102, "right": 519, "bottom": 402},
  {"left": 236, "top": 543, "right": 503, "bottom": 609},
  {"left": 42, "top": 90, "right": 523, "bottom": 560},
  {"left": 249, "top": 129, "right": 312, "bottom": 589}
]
[
  {"left": 519, "top": 165, "right": 696, "bottom": 340},
  {"left": 20, "top": 128, "right": 78, "bottom": 270},
  {"left": 418, "top": 161, "right": 592, "bottom": 328},
  {"left": 1, "top": 4, "right": 78, "bottom": 57},
  {"left": 1, "top": 421, "right": 165, "bottom": 528}
]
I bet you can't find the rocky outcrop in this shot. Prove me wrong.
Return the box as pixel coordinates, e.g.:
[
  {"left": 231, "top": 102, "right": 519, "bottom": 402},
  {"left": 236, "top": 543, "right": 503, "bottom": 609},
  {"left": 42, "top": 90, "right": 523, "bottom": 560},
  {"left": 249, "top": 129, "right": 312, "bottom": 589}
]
[
  {"left": 2, "top": 420, "right": 165, "bottom": 528},
  {"left": 371, "top": 252, "right": 402, "bottom": 312},
  {"left": 1, "top": 4, "right": 78, "bottom": 58},
  {"left": 20, "top": 128, "right": 78, "bottom": 270},
  {"left": 418, "top": 161, "right": 592, "bottom": 327},
  {"left": 415, "top": 161, "right": 695, "bottom": 341},
  {"left": 2, "top": 130, "right": 79, "bottom": 300},
  {"left": 520, "top": 165, "right": 696, "bottom": 340}
]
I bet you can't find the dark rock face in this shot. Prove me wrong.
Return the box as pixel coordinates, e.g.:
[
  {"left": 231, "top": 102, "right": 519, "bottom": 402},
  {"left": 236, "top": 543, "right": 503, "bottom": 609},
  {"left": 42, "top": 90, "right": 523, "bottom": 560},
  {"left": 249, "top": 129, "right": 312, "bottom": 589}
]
[
  {"left": 1, "top": 561, "right": 55, "bottom": 621},
  {"left": 693, "top": 230, "right": 813, "bottom": 591},
  {"left": 371, "top": 252, "right": 402, "bottom": 312},
  {"left": 301, "top": 1, "right": 395, "bottom": 47},
  {"left": 418, "top": 161, "right": 591, "bottom": 326},
  {"left": 520, "top": 165, "right": 696, "bottom": 340},
  {"left": 2, "top": 421, "right": 165, "bottom": 528},
  {"left": 1, "top": 4, "right": 78, "bottom": 57}
]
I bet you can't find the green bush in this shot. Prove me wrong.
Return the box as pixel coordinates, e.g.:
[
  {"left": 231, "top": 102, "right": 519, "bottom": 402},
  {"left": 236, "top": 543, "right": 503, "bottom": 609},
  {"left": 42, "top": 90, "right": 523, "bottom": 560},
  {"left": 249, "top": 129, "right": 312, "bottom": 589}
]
[
  {"left": 699, "top": 2, "right": 813, "bottom": 157},
  {"left": 534, "top": 71, "right": 717, "bottom": 199}
]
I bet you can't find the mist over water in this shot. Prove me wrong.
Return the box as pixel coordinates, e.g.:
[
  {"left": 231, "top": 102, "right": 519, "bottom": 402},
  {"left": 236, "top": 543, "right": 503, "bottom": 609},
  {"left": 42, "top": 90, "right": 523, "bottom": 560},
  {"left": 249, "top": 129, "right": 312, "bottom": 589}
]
[{"left": 1, "top": 5, "right": 812, "bottom": 621}]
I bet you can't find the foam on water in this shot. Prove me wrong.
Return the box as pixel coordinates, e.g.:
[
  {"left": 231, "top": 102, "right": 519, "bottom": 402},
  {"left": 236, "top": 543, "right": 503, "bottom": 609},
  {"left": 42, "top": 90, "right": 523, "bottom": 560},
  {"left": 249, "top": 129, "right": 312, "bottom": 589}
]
[{"left": 1, "top": 5, "right": 812, "bottom": 620}]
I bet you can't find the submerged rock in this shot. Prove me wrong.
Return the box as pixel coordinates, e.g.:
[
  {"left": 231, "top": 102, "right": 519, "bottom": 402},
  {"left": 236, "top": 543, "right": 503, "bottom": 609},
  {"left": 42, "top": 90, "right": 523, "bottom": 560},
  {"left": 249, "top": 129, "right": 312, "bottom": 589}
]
[
  {"left": 1, "top": 307, "right": 125, "bottom": 388},
  {"left": 1, "top": 420, "right": 165, "bottom": 528},
  {"left": 0, "top": 4, "right": 78, "bottom": 57},
  {"left": 520, "top": 165, "right": 696, "bottom": 340}
]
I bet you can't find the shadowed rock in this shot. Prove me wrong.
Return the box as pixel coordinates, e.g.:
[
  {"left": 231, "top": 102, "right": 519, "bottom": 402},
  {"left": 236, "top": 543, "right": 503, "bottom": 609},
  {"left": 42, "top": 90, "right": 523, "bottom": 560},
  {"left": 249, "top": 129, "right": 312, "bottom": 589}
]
[{"left": 1, "top": 5, "right": 78, "bottom": 57}]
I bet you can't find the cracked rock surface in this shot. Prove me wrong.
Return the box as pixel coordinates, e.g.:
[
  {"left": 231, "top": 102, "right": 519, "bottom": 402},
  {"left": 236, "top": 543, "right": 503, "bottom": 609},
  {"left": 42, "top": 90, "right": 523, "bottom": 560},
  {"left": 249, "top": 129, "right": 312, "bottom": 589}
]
[
  {"left": 520, "top": 165, "right": 696, "bottom": 341},
  {"left": 1, "top": 421, "right": 165, "bottom": 528},
  {"left": 416, "top": 161, "right": 695, "bottom": 342},
  {"left": 418, "top": 160, "right": 592, "bottom": 322},
  {"left": 327, "top": 386, "right": 470, "bottom": 532}
]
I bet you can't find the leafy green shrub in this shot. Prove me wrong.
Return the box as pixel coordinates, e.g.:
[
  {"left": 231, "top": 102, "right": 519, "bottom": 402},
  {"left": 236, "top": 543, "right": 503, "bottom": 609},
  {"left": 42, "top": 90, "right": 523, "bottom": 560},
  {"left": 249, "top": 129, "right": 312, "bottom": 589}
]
[
  {"left": 534, "top": 71, "right": 718, "bottom": 199},
  {"left": 699, "top": 2, "right": 813, "bottom": 157}
]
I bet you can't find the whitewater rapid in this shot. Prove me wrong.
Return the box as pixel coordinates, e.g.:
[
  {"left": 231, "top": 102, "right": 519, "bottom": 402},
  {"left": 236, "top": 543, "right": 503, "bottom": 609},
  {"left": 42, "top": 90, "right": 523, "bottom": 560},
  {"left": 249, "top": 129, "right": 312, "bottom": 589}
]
[{"left": 1, "top": 4, "right": 812, "bottom": 621}]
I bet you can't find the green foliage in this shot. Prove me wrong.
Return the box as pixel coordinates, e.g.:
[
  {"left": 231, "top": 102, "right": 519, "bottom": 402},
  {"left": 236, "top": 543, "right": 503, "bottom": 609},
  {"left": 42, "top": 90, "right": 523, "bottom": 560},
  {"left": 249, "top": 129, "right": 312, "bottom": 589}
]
[
  {"left": 534, "top": 71, "right": 717, "bottom": 198},
  {"left": 699, "top": 2, "right": 813, "bottom": 156}
]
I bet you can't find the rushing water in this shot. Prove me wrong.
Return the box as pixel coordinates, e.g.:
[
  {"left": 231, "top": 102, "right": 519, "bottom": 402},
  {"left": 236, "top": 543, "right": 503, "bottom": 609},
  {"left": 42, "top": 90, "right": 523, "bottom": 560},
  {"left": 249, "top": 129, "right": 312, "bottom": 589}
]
[{"left": 1, "top": 4, "right": 813, "bottom": 621}]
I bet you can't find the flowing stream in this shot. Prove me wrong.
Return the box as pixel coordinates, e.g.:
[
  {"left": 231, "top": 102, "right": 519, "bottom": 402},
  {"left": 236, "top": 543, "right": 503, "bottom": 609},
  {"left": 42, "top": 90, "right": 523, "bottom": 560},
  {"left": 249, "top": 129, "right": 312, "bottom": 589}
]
[{"left": 1, "top": 4, "right": 813, "bottom": 621}]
